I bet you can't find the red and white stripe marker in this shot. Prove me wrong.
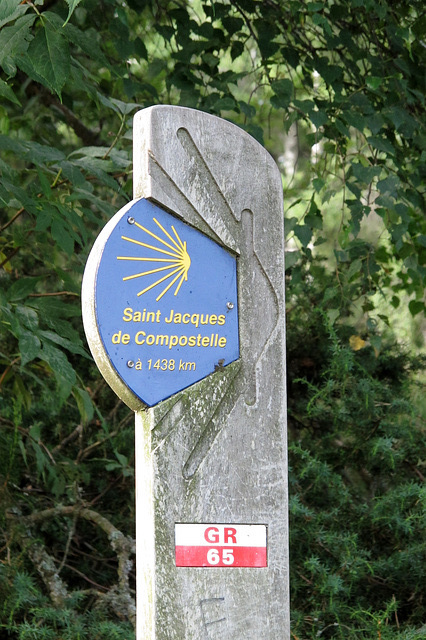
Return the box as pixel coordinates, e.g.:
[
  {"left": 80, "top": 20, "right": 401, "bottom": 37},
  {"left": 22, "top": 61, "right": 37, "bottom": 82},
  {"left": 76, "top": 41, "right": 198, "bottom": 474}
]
[{"left": 175, "top": 524, "right": 267, "bottom": 568}]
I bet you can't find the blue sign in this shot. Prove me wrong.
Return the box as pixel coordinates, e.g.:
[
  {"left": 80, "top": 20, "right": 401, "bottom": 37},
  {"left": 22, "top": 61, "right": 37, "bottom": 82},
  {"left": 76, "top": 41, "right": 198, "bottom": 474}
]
[{"left": 95, "top": 198, "right": 239, "bottom": 406}]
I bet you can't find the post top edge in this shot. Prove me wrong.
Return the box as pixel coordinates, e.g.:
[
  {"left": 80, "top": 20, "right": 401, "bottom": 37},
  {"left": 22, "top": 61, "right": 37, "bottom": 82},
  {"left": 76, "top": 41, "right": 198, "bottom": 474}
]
[{"left": 133, "top": 105, "right": 280, "bottom": 178}]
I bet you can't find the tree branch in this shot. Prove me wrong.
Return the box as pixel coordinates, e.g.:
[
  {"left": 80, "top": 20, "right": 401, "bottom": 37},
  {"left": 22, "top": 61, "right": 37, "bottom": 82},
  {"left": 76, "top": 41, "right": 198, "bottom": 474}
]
[
  {"left": 11, "top": 516, "right": 69, "bottom": 608},
  {"left": 52, "top": 424, "right": 84, "bottom": 455},
  {"left": 12, "top": 505, "right": 135, "bottom": 553},
  {"left": 7, "top": 504, "right": 136, "bottom": 627},
  {"left": 23, "top": 81, "right": 102, "bottom": 146}
]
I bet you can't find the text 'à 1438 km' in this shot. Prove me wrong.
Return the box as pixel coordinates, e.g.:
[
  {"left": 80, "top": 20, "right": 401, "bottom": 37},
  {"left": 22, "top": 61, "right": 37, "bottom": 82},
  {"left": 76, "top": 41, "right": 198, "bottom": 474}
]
[{"left": 127, "top": 358, "right": 196, "bottom": 373}]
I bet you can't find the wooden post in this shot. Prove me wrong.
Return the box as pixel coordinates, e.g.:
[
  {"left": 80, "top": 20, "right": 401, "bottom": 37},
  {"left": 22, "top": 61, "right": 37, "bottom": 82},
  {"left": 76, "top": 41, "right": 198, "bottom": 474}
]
[{"left": 82, "top": 106, "right": 289, "bottom": 639}]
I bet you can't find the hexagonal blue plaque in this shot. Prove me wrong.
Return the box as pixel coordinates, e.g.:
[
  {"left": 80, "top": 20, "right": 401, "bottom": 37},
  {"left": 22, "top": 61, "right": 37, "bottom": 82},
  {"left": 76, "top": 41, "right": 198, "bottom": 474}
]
[{"left": 92, "top": 198, "right": 239, "bottom": 406}]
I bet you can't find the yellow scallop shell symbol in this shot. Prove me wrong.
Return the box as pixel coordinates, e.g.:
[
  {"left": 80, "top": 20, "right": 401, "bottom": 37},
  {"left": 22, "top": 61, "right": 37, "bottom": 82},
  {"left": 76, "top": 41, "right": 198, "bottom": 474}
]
[{"left": 117, "top": 217, "right": 191, "bottom": 302}]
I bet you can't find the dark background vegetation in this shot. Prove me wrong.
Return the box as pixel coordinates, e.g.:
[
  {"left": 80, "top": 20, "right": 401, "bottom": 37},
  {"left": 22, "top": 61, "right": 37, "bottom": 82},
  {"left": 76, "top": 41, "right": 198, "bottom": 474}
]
[{"left": 0, "top": 0, "right": 424, "bottom": 638}]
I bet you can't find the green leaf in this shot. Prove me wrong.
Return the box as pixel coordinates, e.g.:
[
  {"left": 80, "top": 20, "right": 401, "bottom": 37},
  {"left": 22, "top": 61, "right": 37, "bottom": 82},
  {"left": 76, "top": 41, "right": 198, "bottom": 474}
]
[
  {"left": 15, "top": 305, "right": 39, "bottom": 331},
  {"left": 346, "top": 258, "right": 363, "bottom": 282},
  {"left": 36, "top": 167, "right": 52, "bottom": 199},
  {"left": 315, "top": 60, "right": 342, "bottom": 84},
  {"left": 285, "top": 250, "right": 300, "bottom": 271},
  {"left": 255, "top": 18, "right": 280, "bottom": 58},
  {"left": 41, "top": 341, "right": 76, "bottom": 387},
  {"left": 29, "top": 297, "right": 82, "bottom": 318},
  {"left": 96, "top": 92, "right": 123, "bottom": 115},
  {"left": 1, "top": 177, "right": 38, "bottom": 212},
  {"left": 51, "top": 219, "right": 74, "bottom": 255},
  {"left": 38, "top": 330, "right": 88, "bottom": 358},
  {"left": 62, "top": 23, "right": 108, "bottom": 64},
  {"left": 366, "top": 76, "right": 382, "bottom": 90},
  {"left": 343, "top": 109, "right": 367, "bottom": 132},
  {"left": 63, "top": 0, "right": 84, "bottom": 27},
  {"left": 408, "top": 300, "right": 424, "bottom": 316},
  {"left": 24, "top": 141, "right": 66, "bottom": 164},
  {"left": 305, "top": 212, "right": 322, "bottom": 230},
  {"left": 15, "top": 50, "right": 46, "bottom": 87},
  {"left": 293, "top": 99, "right": 315, "bottom": 115},
  {"left": 106, "top": 451, "right": 134, "bottom": 476},
  {"left": 239, "top": 101, "right": 256, "bottom": 118},
  {"left": 351, "top": 163, "right": 382, "bottom": 183},
  {"left": 294, "top": 224, "right": 313, "bottom": 247},
  {"left": 323, "top": 287, "right": 339, "bottom": 303},
  {"left": 285, "top": 216, "right": 299, "bottom": 233},
  {"left": 222, "top": 16, "right": 244, "bottom": 34},
  {"left": 367, "top": 113, "right": 385, "bottom": 135},
  {"left": 58, "top": 161, "right": 86, "bottom": 188},
  {"left": 271, "top": 79, "right": 293, "bottom": 108},
  {"left": 108, "top": 97, "right": 140, "bottom": 116},
  {"left": 384, "top": 105, "right": 416, "bottom": 134},
  {"left": 134, "top": 36, "right": 148, "bottom": 60},
  {"left": 245, "top": 123, "right": 264, "bottom": 144},
  {"left": 70, "top": 146, "right": 126, "bottom": 163},
  {"left": 43, "top": 317, "right": 81, "bottom": 345},
  {"left": 214, "top": 97, "right": 237, "bottom": 112},
  {"left": 72, "top": 158, "right": 120, "bottom": 191},
  {"left": 326, "top": 308, "right": 340, "bottom": 325},
  {"left": 26, "top": 21, "right": 70, "bottom": 98},
  {"left": 0, "top": 0, "right": 28, "bottom": 28},
  {"left": 377, "top": 174, "right": 400, "bottom": 198},
  {"left": 19, "top": 332, "right": 41, "bottom": 367},
  {"left": 308, "top": 2, "right": 326, "bottom": 13},
  {"left": 73, "top": 188, "right": 116, "bottom": 216},
  {"left": 231, "top": 40, "right": 244, "bottom": 60},
  {"left": 7, "top": 278, "right": 41, "bottom": 302},
  {"left": 313, "top": 178, "right": 325, "bottom": 192},
  {"left": 73, "top": 386, "right": 95, "bottom": 424},
  {"left": 310, "top": 110, "right": 327, "bottom": 128},
  {"left": 0, "top": 78, "right": 20, "bottom": 105},
  {"left": 367, "top": 136, "right": 395, "bottom": 155},
  {"left": 157, "top": 24, "right": 175, "bottom": 41},
  {"left": 335, "top": 118, "right": 351, "bottom": 138},
  {"left": 312, "top": 13, "right": 333, "bottom": 36},
  {"left": 0, "top": 14, "right": 36, "bottom": 75}
]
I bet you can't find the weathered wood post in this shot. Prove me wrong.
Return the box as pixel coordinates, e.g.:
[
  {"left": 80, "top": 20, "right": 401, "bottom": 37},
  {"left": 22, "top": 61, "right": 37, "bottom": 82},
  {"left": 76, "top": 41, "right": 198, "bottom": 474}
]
[{"left": 82, "top": 105, "right": 289, "bottom": 639}]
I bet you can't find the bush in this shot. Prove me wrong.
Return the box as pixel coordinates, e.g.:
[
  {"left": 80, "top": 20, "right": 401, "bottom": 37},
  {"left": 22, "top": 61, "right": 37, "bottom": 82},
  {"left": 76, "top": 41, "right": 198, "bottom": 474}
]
[{"left": 287, "top": 270, "right": 425, "bottom": 639}]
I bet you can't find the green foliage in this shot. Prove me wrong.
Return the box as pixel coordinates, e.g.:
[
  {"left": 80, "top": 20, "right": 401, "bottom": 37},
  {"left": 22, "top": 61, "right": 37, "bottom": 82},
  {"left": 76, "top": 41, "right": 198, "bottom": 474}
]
[
  {"left": 0, "top": 0, "right": 424, "bottom": 637},
  {"left": 0, "top": 568, "right": 134, "bottom": 640},
  {"left": 287, "top": 270, "right": 425, "bottom": 638}
]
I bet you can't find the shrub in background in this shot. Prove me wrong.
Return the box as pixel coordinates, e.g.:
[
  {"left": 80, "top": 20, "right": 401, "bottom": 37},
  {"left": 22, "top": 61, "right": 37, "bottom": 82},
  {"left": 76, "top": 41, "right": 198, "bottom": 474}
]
[{"left": 287, "top": 268, "right": 425, "bottom": 639}]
